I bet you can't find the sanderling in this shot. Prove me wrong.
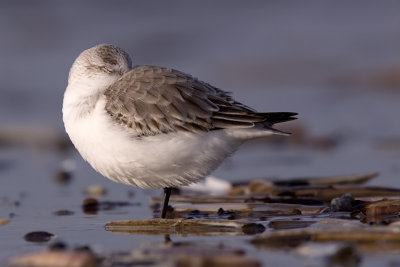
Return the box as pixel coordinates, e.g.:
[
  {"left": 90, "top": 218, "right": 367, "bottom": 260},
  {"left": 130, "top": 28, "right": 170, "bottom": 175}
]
[{"left": 62, "top": 44, "right": 297, "bottom": 218}]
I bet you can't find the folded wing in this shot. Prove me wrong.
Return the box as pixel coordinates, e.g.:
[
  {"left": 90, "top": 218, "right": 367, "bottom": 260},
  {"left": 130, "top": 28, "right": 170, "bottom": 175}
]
[{"left": 104, "top": 66, "right": 296, "bottom": 136}]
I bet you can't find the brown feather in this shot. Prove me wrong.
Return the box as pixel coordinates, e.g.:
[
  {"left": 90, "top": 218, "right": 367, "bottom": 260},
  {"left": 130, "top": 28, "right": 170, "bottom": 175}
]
[{"left": 104, "top": 65, "right": 294, "bottom": 137}]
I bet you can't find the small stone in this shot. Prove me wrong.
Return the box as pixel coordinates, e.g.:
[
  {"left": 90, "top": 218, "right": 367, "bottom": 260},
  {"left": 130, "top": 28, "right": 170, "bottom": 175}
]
[
  {"left": 48, "top": 241, "right": 68, "bottom": 251},
  {"left": 217, "top": 208, "right": 225, "bottom": 216},
  {"left": 82, "top": 198, "right": 99, "bottom": 214},
  {"left": 24, "top": 231, "right": 55, "bottom": 243},
  {"left": 242, "top": 223, "right": 265, "bottom": 235},
  {"left": 84, "top": 185, "right": 107, "bottom": 197},
  {"left": 53, "top": 210, "right": 74, "bottom": 216},
  {"left": 54, "top": 170, "right": 72, "bottom": 185},
  {"left": 127, "top": 190, "right": 135, "bottom": 199},
  {"left": 0, "top": 218, "right": 10, "bottom": 226},
  {"left": 330, "top": 193, "right": 355, "bottom": 212}
]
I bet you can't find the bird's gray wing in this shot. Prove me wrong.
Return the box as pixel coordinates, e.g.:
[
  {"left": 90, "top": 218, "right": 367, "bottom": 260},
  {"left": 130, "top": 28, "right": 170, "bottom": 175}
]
[{"left": 104, "top": 65, "right": 275, "bottom": 136}]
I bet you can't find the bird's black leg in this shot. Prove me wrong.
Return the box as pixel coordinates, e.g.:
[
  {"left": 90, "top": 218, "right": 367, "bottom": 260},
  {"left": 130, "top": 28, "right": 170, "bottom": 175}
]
[{"left": 161, "top": 187, "right": 172, "bottom": 219}]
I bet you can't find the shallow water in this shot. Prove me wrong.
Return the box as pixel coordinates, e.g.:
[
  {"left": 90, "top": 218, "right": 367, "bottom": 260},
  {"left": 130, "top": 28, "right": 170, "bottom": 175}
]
[{"left": 1, "top": 1, "right": 400, "bottom": 266}]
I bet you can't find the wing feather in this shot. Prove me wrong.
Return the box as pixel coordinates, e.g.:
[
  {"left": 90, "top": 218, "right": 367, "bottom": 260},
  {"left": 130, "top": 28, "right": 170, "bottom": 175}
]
[{"left": 104, "top": 65, "right": 294, "bottom": 136}]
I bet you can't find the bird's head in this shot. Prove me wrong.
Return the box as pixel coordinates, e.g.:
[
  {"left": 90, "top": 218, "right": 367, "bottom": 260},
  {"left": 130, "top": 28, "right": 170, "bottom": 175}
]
[{"left": 67, "top": 44, "right": 132, "bottom": 92}]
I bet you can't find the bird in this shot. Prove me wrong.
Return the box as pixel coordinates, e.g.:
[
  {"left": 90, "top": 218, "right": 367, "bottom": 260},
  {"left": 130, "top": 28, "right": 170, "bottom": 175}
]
[{"left": 62, "top": 44, "right": 297, "bottom": 219}]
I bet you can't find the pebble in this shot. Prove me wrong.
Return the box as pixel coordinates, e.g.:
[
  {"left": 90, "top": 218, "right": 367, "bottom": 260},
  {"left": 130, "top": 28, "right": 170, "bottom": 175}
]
[
  {"left": 127, "top": 190, "right": 135, "bottom": 199},
  {"left": 24, "top": 231, "right": 55, "bottom": 243},
  {"left": 241, "top": 223, "right": 266, "bottom": 235},
  {"left": 54, "top": 170, "right": 72, "bottom": 185},
  {"left": 48, "top": 241, "right": 68, "bottom": 251},
  {"left": 82, "top": 198, "right": 99, "bottom": 214},
  {"left": 53, "top": 210, "right": 74, "bottom": 216},
  {"left": 0, "top": 218, "right": 10, "bottom": 226},
  {"left": 330, "top": 193, "right": 355, "bottom": 212},
  {"left": 84, "top": 185, "right": 107, "bottom": 197}
]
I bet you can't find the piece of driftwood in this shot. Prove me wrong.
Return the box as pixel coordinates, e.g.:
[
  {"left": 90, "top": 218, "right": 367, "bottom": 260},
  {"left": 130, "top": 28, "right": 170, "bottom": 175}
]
[
  {"left": 271, "top": 185, "right": 400, "bottom": 202},
  {"left": 360, "top": 199, "right": 400, "bottom": 217},
  {"left": 268, "top": 220, "right": 317, "bottom": 230},
  {"left": 153, "top": 195, "right": 325, "bottom": 206},
  {"left": 105, "top": 218, "right": 265, "bottom": 236},
  {"left": 171, "top": 202, "right": 326, "bottom": 215},
  {"left": 232, "top": 172, "right": 378, "bottom": 188},
  {"left": 272, "top": 172, "right": 379, "bottom": 187}
]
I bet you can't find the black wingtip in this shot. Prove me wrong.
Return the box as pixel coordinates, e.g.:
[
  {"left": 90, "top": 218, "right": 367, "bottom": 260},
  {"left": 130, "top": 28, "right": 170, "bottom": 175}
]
[{"left": 260, "top": 112, "right": 298, "bottom": 124}]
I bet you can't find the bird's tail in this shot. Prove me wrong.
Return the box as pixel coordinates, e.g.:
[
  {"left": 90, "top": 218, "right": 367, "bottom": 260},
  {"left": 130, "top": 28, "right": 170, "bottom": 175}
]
[{"left": 259, "top": 112, "right": 298, "bottom": 136}]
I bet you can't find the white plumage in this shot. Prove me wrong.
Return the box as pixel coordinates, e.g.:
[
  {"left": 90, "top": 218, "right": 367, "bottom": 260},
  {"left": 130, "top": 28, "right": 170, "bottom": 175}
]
[{"left": 63, "top": 44, "right": 296, "bottom": 189}]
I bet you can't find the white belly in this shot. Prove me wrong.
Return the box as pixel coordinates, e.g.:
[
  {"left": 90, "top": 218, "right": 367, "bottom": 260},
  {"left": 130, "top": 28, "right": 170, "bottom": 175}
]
[{"left": 63, "top": 96, "right": 243, "bottom": 188}]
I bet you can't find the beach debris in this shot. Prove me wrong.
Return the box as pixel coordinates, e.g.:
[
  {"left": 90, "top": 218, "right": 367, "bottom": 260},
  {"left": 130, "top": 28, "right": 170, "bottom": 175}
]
[
  {"left": 84, "top": 185, "right": 107, "bottom": 197},
  {"left": 8, "top": 170, "right": 400, "bottom": 266},
  {"left": 241, "top": 223, "right": 266, "bottom": 235},
  {"left": 151, "top": 199, "right": 326, "bottom": 220},
  {"left": 331, "top": 194, "right": 400, "bottom": 224},
  {"left": 54, "top": 159, "right": 76, "bottom": 185},
  {"left": 82, "top": 198, "right": 99, "bottom": 214},
  {"left": 53, "top": 210, "right": 74, "bottom": 216},
  {"left": 273, "top": 172, "right": 378, "bottom": 187},
  {"left": 152, "top": 194, "right": 325, "bottom": 205},
  {"left": 330, "top": 193, "right": 366, "bottom": 212},
  {"left": 127, "top": 190, "right": 135, "bottom": 199},
  {"left": 48, "top": 241, "right": 68, "bottom": 251},
  {"left": 24, "top": 231, "right": 55, "bottom": 243},
  {"left": 268, "top": 220, "right": 316, "bottom": 230},
  {"left": 271, "top": 185, "right": 400, "bottom": 202},
  {"left": 180, "top": 176, "right": 232, "bottom": 195},
  {"left": 54, "top": 170, "right": 72, "bottom": 185},
  {"left": 0, "top": 218, "right": 10, "bottom": 226},
  {"left": 105, "top": 218, "right": 265, "bottom": 236},
  {"left": 229, "top": 172, "right": 379, "bottom": 197},
  {"left": 360, "top": 199, "right": 400, "bottom": 217},
  {"left": 82, "top": 198, "right": 134, "bottom": 214},
  {"left": 8, "top": 251, "right": 97, "bottom": 267}
]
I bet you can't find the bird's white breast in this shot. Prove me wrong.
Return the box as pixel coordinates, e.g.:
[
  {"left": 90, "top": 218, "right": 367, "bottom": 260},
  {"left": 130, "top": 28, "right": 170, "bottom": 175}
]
[{"left": 63, "top": 88, "right": 243, "bottom": 189}]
